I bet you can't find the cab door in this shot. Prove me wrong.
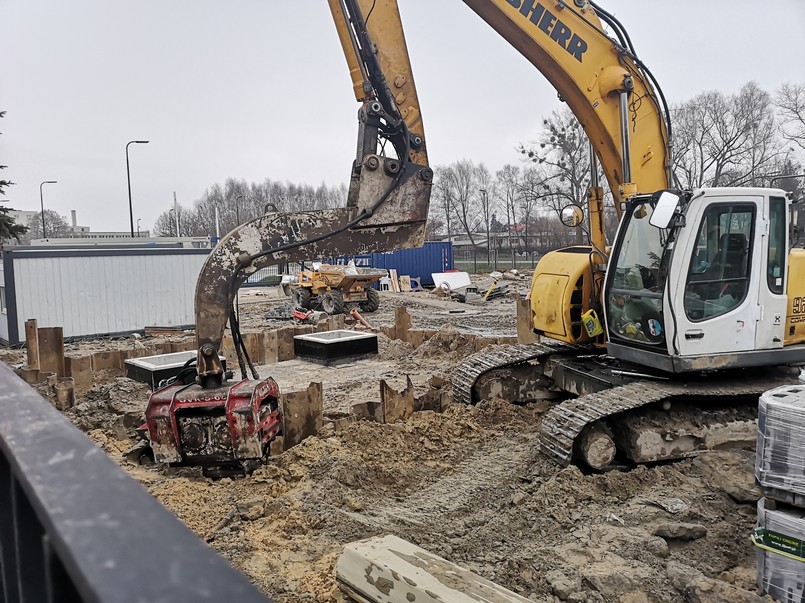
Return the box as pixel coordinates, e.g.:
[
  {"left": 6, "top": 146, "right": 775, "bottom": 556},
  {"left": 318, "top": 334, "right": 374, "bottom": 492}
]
[
  {"left": 755, "top": 195, "right": 789, "bottom": 350},
  {"left": 670, "top": 194, "right": 762, "bottom": 357}
]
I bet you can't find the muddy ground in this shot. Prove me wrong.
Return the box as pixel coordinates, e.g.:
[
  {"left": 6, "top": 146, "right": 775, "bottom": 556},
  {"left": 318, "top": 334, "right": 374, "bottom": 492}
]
[{"left": 0, "top": 276, "right": 773, "bottom": 603}]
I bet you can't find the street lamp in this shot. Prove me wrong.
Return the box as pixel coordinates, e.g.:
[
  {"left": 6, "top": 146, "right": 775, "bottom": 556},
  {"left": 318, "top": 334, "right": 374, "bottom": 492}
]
[
  {"left": 126, "top": 140, "right": 149, "bottom": 237},
  {"left": 39, "top": 180, "right": 58, "bottom": 238}
]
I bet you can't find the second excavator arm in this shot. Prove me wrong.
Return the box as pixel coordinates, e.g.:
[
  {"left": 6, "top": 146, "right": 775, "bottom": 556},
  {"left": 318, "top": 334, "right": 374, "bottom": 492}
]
[{"left": 195, "top": 0, "right": 431, "bottom": 388}]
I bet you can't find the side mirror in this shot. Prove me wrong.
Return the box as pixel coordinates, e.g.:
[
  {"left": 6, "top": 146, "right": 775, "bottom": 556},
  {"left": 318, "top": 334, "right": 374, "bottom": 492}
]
[
  {"left": 560, "top": 204, "right": 584, "bottom": 228},
  {"left": 649, "top": 191, "right": 681, "bottom": 229}
]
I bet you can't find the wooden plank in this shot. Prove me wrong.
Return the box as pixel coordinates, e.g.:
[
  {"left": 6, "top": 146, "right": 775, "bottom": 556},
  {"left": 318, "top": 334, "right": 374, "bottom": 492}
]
[
  {"left": 335, "top": 535, "right": 531, "bottom": 603},
  {"left": 398, "top": 275, "right": 411, "bottom": 292},
  {"left": 388, "top": 268, "right": 400, "bottom": 292}
]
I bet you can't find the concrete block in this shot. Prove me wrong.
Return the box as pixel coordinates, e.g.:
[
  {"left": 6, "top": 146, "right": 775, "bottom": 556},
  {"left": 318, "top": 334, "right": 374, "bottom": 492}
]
[
  {"left": 335, "top": 535, "right": 532, "bottom": 603},
  {"left": 294, "top": 330, "right": 378, "bottom": 366}
]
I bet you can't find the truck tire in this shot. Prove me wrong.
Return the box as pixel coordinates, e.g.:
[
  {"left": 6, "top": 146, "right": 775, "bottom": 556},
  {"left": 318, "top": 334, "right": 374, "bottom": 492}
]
[
  {"left": 321, "top": 290, "right": 345, "bottom": 315},
  {"left": 292, "top": 287, "right": 312, "bottom": 309},
  {"left": 360, "top": 288, "right": 380, "bottom": 313}
]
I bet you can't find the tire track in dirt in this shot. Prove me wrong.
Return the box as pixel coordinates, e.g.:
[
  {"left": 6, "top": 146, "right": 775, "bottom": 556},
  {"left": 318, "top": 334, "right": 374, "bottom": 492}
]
[{"left": 338, "top": 432, "right": 542, "bottom": 531}]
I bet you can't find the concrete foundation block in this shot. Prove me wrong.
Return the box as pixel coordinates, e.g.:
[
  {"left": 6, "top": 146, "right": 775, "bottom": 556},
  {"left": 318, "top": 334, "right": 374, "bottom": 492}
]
[{"left": 335, "top": 535, "right": 532, "bottom": 603}]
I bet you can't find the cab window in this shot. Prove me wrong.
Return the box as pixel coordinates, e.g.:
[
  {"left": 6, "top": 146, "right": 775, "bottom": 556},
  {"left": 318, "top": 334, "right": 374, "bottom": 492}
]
[
  {"left": 685, "top": 204, "right": 754, "bottom": 320},
  {"left": 767, "top": 197, "right": 786, "bottom": 295}
]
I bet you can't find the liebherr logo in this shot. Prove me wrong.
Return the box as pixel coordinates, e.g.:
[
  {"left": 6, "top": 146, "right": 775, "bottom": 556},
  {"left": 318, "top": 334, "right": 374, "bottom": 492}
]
[{"left": 506, "top": 0, "right": 588, "bottom": 62}]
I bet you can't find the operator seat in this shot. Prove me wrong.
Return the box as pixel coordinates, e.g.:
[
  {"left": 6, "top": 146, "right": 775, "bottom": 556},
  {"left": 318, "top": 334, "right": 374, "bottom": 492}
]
[{"left": 719, "top": 233, "right": 748, "bottom": 279}]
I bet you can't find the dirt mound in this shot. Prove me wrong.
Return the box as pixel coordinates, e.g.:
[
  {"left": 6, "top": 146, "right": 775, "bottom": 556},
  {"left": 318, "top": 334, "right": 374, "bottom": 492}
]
[{"left": 413, "top": 323, "right": 478, "bottom": 360}]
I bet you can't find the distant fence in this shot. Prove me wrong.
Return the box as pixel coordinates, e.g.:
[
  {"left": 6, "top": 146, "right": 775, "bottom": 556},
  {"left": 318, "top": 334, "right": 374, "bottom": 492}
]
[
  {"left": 452, "top": 249, "right": 543, "bottom": 273},
  {"left": 0, "top": 363, "right": 272, "bottom": 603},
  {"left": 243, "top": 261, "right": 304, "bottom": 287}
]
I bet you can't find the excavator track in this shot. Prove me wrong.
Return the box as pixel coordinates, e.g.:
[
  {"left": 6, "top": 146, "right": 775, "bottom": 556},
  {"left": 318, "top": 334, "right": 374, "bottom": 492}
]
[
  {"left": 452, "top": 341, "right": 580, "bottom": 406},
  {"left": 538, "top": 377, "right": 793, "bottom": 466},
  {"left": 454, "top": 343, "right": 800, "bottom": 468}
]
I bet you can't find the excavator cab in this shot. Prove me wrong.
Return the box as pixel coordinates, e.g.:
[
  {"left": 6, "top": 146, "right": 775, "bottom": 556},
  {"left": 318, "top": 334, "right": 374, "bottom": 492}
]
[{"left": 604, "top": 188, "right": 805, "bottom": 373}]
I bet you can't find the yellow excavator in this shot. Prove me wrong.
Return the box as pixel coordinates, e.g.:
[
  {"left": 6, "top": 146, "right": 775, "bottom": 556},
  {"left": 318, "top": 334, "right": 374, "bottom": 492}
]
[{"left": 142, "top": 0, "right": 805, "bottom": 475}]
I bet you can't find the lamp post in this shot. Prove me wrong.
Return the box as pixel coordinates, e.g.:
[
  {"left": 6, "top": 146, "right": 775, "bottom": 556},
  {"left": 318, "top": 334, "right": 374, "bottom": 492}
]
[
  {"left": 126, "top": 140, "right": 149, "bottom": 237},
  {"left": 39, "top": 180, "right": 58, "bottom": 238},
  {"left": 168, "top": 208, "right": 175, "bottom": 237},
  {"left": 479, "top": 188, "right": 491, "bottom": 265}
]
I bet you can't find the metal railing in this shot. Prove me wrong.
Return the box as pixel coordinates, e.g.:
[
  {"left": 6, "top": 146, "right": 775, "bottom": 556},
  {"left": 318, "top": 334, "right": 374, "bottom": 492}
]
[{"left": 0, "top": 362, "right": 272, "bottom": 603}]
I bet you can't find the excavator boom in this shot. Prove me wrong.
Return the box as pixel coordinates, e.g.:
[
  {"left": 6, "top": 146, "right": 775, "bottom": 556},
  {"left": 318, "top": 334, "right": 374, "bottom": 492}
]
[{"left": 195, "top": 0, "right": 432, "bottom": 387}]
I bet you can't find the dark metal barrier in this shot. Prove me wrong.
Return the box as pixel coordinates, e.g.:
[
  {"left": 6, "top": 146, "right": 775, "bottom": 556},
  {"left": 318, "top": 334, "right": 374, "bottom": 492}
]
[{"left": 0, "top": 363, "right": 272, "bottom": 603}]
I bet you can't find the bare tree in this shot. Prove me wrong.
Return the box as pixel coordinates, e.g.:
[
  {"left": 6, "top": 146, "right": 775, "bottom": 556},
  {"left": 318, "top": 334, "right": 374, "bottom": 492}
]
[
  {"left": 476, "top": 163, "right": 494, "bottom": 261},
  {"left": 430, "top": 170, "right": 454, "bottom": 241},
  {"left": 674, "top": 82, "right": 781, "bottom": 188},
  {"left": 23, "top": 210, "right": 71, "bottom": 240},
  {"left": 152, "top": 178, "right": 348, "bottom": 237},
  {"left": 519, "top": 166, "right": 549, "bottom": 252},
  {"left": 520, "top": 108, "right": 590, "bottom": 244},
  {"left": 436, "top": 160, "right": 484, "bottom": 250},
  {"left": 776, "top": 83, "right": 805, "bottom": 153},
  {"left": 495, "top": 164, "right": 522, "bottom": 254}
]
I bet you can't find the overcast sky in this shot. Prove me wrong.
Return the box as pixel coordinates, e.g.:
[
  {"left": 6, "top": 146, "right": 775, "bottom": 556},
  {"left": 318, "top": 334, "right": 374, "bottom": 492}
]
[{"left": 2, "top": 1, "right": 804, "bottom": 233}]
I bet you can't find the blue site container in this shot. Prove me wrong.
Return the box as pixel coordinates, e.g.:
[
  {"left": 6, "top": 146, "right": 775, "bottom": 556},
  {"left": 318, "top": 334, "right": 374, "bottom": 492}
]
[{"left": 332, "top": 241, "right": 453, "bottom": 286}]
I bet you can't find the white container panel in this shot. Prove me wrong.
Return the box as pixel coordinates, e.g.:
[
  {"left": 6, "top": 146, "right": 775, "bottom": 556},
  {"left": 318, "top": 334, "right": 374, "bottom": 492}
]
[{"left": 12, "top": 252, "right": 208, "bottom": 339}]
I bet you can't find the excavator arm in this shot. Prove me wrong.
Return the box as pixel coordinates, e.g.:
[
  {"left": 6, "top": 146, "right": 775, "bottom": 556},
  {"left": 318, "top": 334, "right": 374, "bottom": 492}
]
[
  {"left": 195, "top": 0, "right": 677, "bottom": 383},
  {"left": 195, "top": 0, "right": 432, "bottom": 387}
]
